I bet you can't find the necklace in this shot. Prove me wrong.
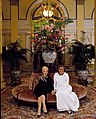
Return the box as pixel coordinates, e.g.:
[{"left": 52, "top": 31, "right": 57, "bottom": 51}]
[{"left": 40, "top": 75, "right": 48, "bottom": 82}]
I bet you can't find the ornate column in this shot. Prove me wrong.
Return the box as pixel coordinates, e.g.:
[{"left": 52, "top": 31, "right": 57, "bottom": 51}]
[
  {"left": 93, "top": 0, "right": 96, "bottom": 87},
  {"left": 76, "top": 0, "right": 85, "bottom": 42},
  {"left": 10, "top": 0, "right": 19, "bottom": 42},
  {"left": 0, "top": 0, "right": 6, "bottom": 89}
]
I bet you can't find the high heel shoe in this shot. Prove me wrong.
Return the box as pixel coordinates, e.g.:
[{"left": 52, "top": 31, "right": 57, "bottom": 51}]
[
  {"left": 36, "top": 114, "right": 41, "bottom": 118},
  {"left": 43, "top": 111, "right": 48, "bottom": 114},
  {"left": 36, "top": 111, "right": 41, "bottom": 118},
  {"left": 42, "top": 107, "right": 48, "bottom": 114},
  {"left": 67, "top": 110, "right": 72, "bottom": 114}
]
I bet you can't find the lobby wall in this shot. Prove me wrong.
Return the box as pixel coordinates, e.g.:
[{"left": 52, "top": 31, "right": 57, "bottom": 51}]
[{"left": 2, "top": 0, "right": 95, "bottom": 64}]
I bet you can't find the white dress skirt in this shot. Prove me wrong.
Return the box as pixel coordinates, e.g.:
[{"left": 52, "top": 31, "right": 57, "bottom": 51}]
[{"left": 54, "top": 72, "right": 79, "bottom": 112}]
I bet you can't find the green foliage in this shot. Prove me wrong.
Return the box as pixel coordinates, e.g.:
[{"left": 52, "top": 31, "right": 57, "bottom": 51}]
[
  {"left": 55, "top": 19, "right": 73, "bottom": 28},
  {"left": 69, "top": 40, "right": 95, "bottom": 70},
  {"left": 33, "top": 18, "right": 73, "bottom": 52},
  {"left": 34, "top": 18, "right": 73, "bottom": 33},
  {"left": 2, "top": 39, "right": 29, "bottom": 70}
]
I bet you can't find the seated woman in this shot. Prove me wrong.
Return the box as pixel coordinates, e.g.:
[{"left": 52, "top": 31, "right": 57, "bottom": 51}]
[
  {"left": 52, "top": 65, "right": 79, "bottom": 114},
  {"left": 30, "top": 66, "right": 53, "bottom": 117}
]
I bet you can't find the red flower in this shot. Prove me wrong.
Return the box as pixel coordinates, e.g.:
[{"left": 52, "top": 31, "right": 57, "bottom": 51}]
[{"left": 49, "top": 34, "right": 52, "bottom": 37}]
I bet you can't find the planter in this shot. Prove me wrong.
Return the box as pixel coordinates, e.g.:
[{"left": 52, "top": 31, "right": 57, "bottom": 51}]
[
  {"left": 77, "top": 70, "right": 89, "bottom": 85},
  {"left": 11, "top": 70, "right": 21, "bottom": 86},
  {"left": 77, "top": 70, "right": 89, "bottom": 80},
  {"left": 42, "top": 51, "right": 57, "bottom": 63}
]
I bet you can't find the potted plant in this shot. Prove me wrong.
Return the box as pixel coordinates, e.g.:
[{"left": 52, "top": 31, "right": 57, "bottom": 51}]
[
  {"left": 32, "top": 18, "right": 73, "bottom": 71},
  {"left": 33, "top": 18, "right": 73, "bottom": 53},
  {"left": 69, "top": 39, "right": 95, "bottom": 84},
  {"left": 2, "top": 39, "right": 28, "bottom": 85}
]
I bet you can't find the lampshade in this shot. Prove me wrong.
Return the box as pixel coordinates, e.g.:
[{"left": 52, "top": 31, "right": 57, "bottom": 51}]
[
  {"left": 43, "top": 9, "right": 53, "bottom": 17},
  {"left": 42, "top": 0, "right": 54, "bottom": 17}
]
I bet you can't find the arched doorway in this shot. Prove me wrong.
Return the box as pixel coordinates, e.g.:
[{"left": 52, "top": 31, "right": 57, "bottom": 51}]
[{"left": 26, "top": 0, "right": 70, "bottom": 72}]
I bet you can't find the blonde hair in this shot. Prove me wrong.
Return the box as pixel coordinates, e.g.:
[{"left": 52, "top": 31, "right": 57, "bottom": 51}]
[{"left": 42, "top": 66, "right": 48, "bottom": 72}]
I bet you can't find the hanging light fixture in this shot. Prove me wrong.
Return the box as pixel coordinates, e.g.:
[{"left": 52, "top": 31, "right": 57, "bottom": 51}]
[
  {"left": 42, "top": 0, "right": 54, "bottom": 17},
  {"left": 43, "top": 8, "right": 54, "bottom": 17}
]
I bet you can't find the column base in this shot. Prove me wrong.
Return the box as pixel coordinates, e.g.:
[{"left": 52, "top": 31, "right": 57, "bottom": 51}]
[{"left": 1, "top": 80, "right": 6, "bottom": 90}]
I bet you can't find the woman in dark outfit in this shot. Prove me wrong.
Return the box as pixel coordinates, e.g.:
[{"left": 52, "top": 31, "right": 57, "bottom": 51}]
[{"left": 33, "top": 66, "right": 53, "bottom": 117}]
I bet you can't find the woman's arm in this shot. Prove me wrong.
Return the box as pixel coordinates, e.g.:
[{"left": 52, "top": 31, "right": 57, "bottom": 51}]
[
  {"left": 47, "top": 76, "right": 54, "bottom": 93},
  {"left": 51, "top": 75, "right": 57, "bottom": 95},
  {"left": 53, "top": 73, "right": 58, "bottom": 91},
  {"left": 64, "top": 73, "right": 69, "bottom": 84}
]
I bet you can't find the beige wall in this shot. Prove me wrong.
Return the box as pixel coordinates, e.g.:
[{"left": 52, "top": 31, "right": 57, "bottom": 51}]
[
  {"left": 2, "top": 0, "right": 10, "bottom": 19},
  {"left": 2, "top": 0, "right": 95, "bottom": 47},
  {"left": 19, "top": 0, "right": 34, "bottom": 19},
  {"left": 61, "top": 0, "right": 76, "bottom": 18},
  {"left": 1, "top": 0, "right": 95, "bottom": 79},
  {"left": 85, "top": 0, "right": 94, "bottom": 19},
  {"left": 19, "top": 0, "right": 76, "bottom": 19},
  {"left": 2, "top": 0, "right": 94, "bottom": 20}
]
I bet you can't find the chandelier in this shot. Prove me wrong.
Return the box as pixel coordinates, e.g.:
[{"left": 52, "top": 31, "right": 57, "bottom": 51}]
[
  {"left": 42, "top": 1, "right": 54, "bottom": 17},
  {"left": 43, "top": 8, "right": 54, "bottom": 17}
]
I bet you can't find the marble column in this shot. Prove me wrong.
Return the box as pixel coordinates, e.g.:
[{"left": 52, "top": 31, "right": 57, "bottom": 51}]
[
  {"left": 10, "top": 0, "right": 19, "bottom": 42},
  {"left": 76, "top": 0, "right": 85, "bottom": 42},
  {"left": 0, "top": 0, "right": 6, "bottom": 89},
  {"left": 93, "top": 0, "right": 96, "bottom": 87}
]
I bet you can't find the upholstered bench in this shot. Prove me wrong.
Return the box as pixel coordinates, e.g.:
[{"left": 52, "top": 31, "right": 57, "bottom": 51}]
[
  {"left": 12, "top": 83, "right": 87, "bottom": 104},
  {"left": 12, "top": 73, "right": 87, "bottom": 105}
]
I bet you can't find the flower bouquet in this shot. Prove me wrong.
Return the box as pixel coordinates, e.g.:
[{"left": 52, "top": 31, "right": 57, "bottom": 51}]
[{"left": 32, "top": 18, "right": 73, "bottom": 53}]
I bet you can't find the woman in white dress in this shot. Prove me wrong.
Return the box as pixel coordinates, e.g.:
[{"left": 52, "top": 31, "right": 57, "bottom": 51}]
[{"left": 52, "top": 65, "right": 79, "bottom": 114}]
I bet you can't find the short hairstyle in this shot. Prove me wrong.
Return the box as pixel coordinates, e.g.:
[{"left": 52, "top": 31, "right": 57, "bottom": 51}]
[
  {"left": 42, "top": 66, "right": 48, "bottom": 72},
  {"left": 57, "top": 65, "right": 64, "bottom": 70}
]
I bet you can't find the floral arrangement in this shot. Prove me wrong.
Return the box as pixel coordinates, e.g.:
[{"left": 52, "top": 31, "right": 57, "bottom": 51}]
[{"left": 32, "top": 18, "right": 73, "bottom": 53}]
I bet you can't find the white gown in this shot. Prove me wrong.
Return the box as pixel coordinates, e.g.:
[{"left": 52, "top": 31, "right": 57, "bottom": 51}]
[{"left": 54, "top": 72, "right": 79, "bottom": 112}]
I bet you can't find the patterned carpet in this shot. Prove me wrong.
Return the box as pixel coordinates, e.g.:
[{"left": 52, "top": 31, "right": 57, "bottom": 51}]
[{"left": 1, "top": 77, "right": 96, "bottom": 119}]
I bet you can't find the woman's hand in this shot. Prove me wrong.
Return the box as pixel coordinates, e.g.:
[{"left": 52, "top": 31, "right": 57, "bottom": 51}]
[
  {"left": 29, "top": 85, "right": 32, "bottom": 90},
  {"left": 51, "top": 90, "right": 56, "bottom": 95},
  {"left": 31, "top": 72, "right": 35, "bottom": 78}
]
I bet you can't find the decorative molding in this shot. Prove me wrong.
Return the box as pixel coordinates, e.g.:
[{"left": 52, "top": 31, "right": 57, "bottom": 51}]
[
  {"left": 2, "top": 1, "right": 94, "bottom": 21},
  {"left": 85, "top": 8, "right": 95, "bottom": 20},
  {"left": 32, "top": 4, "right": 63, "bottom": 20},
  {"left": 25, "top": 0, "right": 69, "bottom": 20}
]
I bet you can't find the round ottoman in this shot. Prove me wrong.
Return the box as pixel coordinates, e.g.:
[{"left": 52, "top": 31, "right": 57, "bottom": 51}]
[{"left": 12, "top": 83, "right": 87, "bottom": 104}]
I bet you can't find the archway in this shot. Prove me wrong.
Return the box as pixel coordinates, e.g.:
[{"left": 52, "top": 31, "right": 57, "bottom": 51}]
[{"left": 26, "top": 0, "right": 70, "bottom": 72}]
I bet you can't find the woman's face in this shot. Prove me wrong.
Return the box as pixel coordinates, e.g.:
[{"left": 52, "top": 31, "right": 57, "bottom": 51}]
[
  {"left": 58, "top": 67, "right": 64, "bottom": 75},
  {"left": 42, "top": 69, "right": 48, "bottom": 76}
]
